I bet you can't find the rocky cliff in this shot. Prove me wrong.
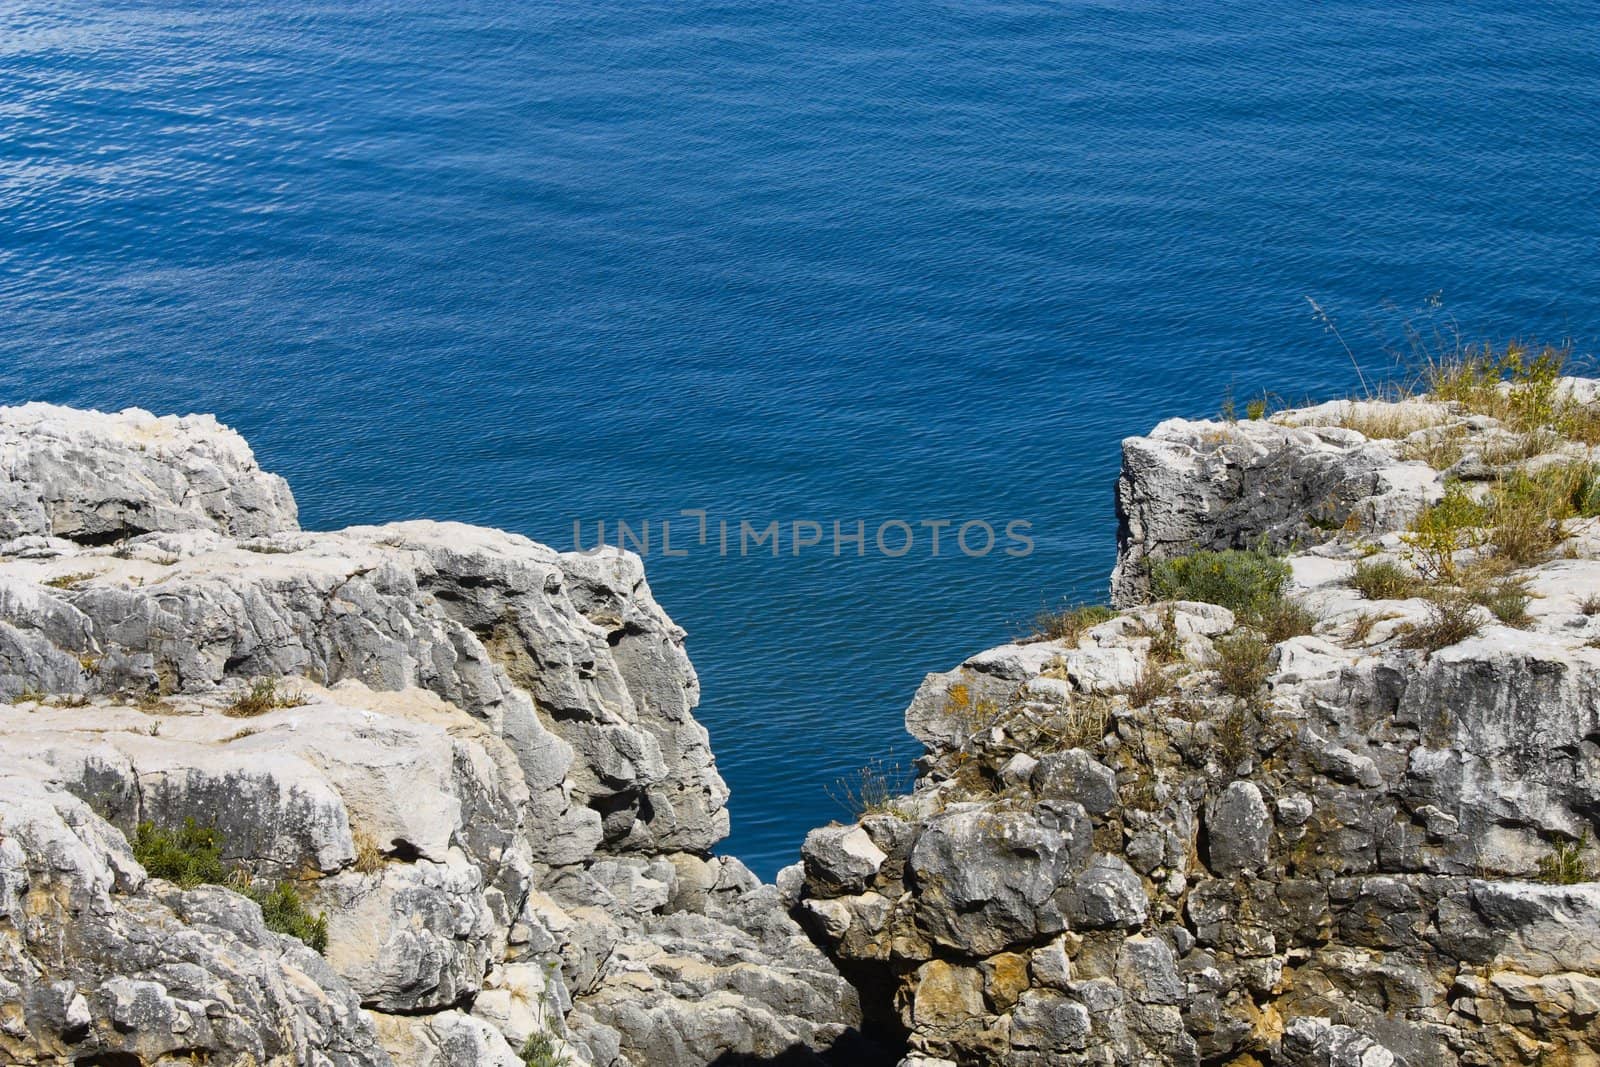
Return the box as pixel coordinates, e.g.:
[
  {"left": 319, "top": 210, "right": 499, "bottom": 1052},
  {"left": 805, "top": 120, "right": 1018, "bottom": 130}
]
[
  {"left": 13, "top": 370, "right": 1600, "bottom": 1067},
  {"left": 0, "top": 403, "right": 864, "bottom": 1066},
  {"left": 795, "top": 374, "right": 1600, "bottom": 1066}
]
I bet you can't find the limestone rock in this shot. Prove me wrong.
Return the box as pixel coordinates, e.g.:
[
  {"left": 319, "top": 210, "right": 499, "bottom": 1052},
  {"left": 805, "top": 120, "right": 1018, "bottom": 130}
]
[
  {"left": 0, "top": 402, "right": 297, "bottom": 542},
  {"left": 796, "top": 383, "right": 1600, "bottom": 1065},
  {"left": 0, "top": 404, "right": 860, "bottom": 1067},
  {"left": 1204, "top": 781, "right": 1271, "bottom": 874}
]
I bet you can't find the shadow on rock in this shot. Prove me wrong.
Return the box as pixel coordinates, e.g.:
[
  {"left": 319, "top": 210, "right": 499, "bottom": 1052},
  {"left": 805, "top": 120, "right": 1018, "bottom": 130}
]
[{"left": 706, "top": 1030, "right": 902, "bottom": 1067}]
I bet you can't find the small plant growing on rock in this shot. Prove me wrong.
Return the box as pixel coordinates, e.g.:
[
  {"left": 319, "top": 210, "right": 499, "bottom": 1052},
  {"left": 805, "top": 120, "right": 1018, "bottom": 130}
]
[
  {"left": 135, "top": 689, "right": 174, "bottom": 714},
  {"left": 43, "top": 572, "right": 95, "bottom": 590},
  {"left": 133, "top": 818, "right": 227, "bottom": 888},
  {"left": 1348, "top": 558, "right": 1421, "bottom": 601},
  {"left": 1151, "top": 547, "right": 1291, "bottom": 622},
  {"left": 1330, "top": 403, "right": 1449, "bottom": 441},
  {"left": 829, "top": 759, "right": 910, "bottom": 820},
  {"left": 520, "top": 1030, "right": 570, "bottom": 1067},
  {"left": 1537, "top": 832, "right": 1592, "bottom": 885},
  {"left": 1028, "top": 602, "right": 1115, "bottom": 645},
  {"left": 1261, "top": 597, "right": 1317, "bottom": 643},
  {"left": 1398, "top": 595, "right": 1481, "bottom": 652},
  {"left": 246, "top": 880, "right": 329, "bottom": 954},
  {"left": 352, "top": 827, "right": 386, "bottom": 874},
  {"left": 1212, "top": 633, "right": 1271, "bottom": 700},
  {"left": 1581, "top": 593, "right": 1600, "bottom": 616},
  {"left": 1349, "top": 610, "right": 1400, "bottom": 644},
  {"left": 1125, "top": 667, "right": 1175, "bottom": 708},
  {"left": 133, "top": 818, "right": 329, "bottom": 952},
  {"left": 1568, "top": 465, "right": 1600, "bottom": 517},
  {"left": 1400, "top": 425, "right": 1470, "bottom": 470},
  {"left": 1485, "top": 468, "right": 1575, "bottom": 565},
  {"left": 1216, "top": 703, "right": 1256, "bottom": 770},
  {"left": 1403, "top": 482, "right": 1484, "bottom": 582},
  {"left": 226, "top": 678, "right": 309, "bottom": 718},
  {"left": 1050, "top": 695, "right": 1112, "bottom": 751},
  {"left": 1144, "top": 605, "right": 1185, "bottom": 664},
  {"left": 1469, "top": 576, "right": 1533, "bottom": 628}
]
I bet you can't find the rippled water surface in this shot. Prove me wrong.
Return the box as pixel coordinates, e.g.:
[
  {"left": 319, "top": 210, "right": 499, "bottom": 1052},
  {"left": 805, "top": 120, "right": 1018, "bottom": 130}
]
[{"left": 3, "top": 1, "right": 1598, "bottom": 875}]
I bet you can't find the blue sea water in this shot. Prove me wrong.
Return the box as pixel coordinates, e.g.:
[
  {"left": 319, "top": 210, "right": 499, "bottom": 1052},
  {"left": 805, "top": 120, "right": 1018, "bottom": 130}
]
[{"left": 2, "top": 1, "right": 1598, "bottom": 877}]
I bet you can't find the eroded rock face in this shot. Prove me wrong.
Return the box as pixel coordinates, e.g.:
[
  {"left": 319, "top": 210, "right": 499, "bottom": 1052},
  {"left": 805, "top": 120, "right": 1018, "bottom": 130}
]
[
  {"left": 0, "top": 763, "right": 388, "bottom": 1066},
  {"left": 0, "top": 403, "right": 863, "bottom": 1067},
  {"left": 0, "top": 402, "right": 297, "bottom": 542},
  {"left": 797, "top": 385, "right": 1600, "bottom": 1066},
  {"left": 1110, "top": 408, "right": 1438, "bottom": 605}
]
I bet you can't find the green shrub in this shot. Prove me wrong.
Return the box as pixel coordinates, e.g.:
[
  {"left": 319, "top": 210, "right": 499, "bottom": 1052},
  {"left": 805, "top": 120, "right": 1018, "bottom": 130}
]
[
  {"left": 1151, "top": 548, "right": 1291, "bottom": 622},
  {"left": 245, "top": 881, "right": 329, "bottom": 954},
  {"left": 1212, "top": 633, "right": 1272, "bottom": 700},
  {"left": 132, "top": 818, "right": 328, "bottom": 953},
  {"left": 1348, "top": 558, "right": 1420, "bottom": 600},
  {"left": 133, "top": 818, "right": 227, "bottom": 888},
  {"left": 520, "top": 1031, "right": 570, "bottom": 1067},
  {"left": 1403, "top": 482, "right": 1485, "bottom": 581}
]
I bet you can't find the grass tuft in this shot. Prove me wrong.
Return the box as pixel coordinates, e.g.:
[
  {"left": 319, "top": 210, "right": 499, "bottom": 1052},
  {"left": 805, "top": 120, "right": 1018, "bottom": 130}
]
[
  {"left": 1537, "top": 832, "right": 1592, "bottom": 885},
  {"left": 1398, "top": 595, "right": 1481, "bottom": 652},
  {"left": 1143, "top": 606, "right": 1185, "bottom": 664},
  {"left": 1261, "top": 598, "right": 1317, "bottom": 643},
  {"left": 1349, "top": 558, "right": 1421, "bottom": 601},
  {"left": 828, "top": 759, "right": 910, "bottom": 820},
  {"left": 1469, "top": 576, "right": 1533, "bottom": 628},
  {"left": 1212, "top": 633, "right": 1272, "bottom": 700},
  {"left": 1028, "top": 603, "right": 1116, "bottom": 645},
  {"left": 1125, "top": 667, "right": 1175, "bottom": 708},
  {"left": 226, "top": 678, "right": 309, "bottom": 718}
]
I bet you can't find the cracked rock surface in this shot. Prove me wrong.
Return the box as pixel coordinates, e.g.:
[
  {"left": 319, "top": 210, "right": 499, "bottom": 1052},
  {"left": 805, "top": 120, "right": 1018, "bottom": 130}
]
[{"left": 0, "top": 403, "right": 862, "bottom": 1066}]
